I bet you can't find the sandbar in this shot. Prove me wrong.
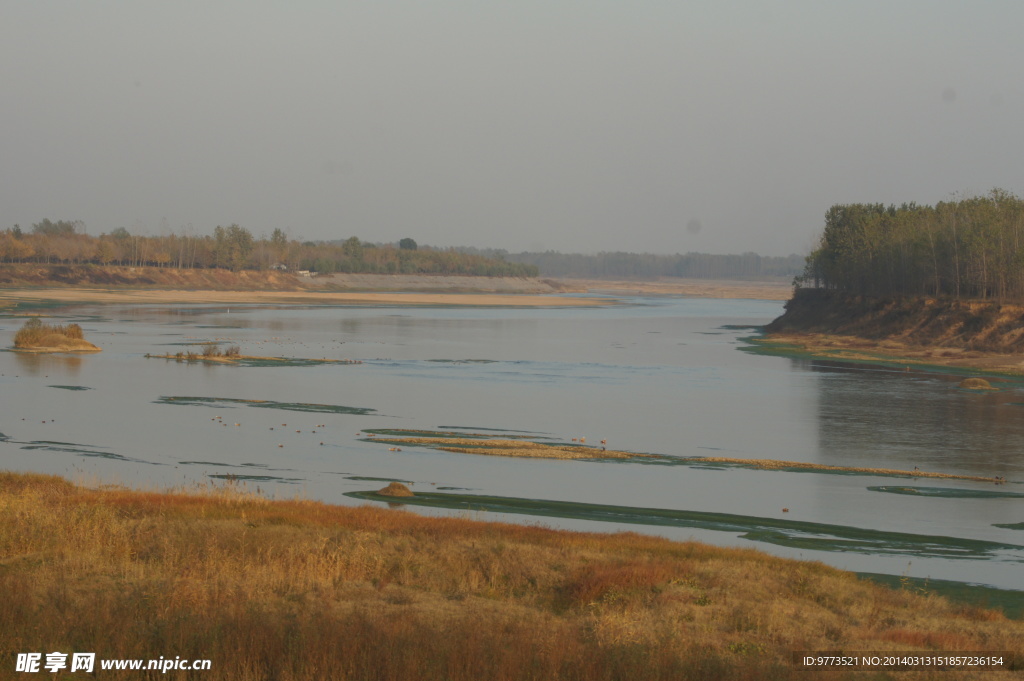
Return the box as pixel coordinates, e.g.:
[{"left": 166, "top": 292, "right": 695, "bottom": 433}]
[{"left": 567, "top": 277, "right": 794, "bottom": 300}]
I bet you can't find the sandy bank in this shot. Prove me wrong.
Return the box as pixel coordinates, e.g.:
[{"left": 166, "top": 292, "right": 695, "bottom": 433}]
[
  {"left": 0, "top": 288, "right": 612, "bottom": 308},
  {"left": 762, "top": 289, "right": 1024, "bottom": 375},
  {"left": 563, "top": 277, "right": 793, "bottom": 300},
  {"left": 759, "top": 332, "right": 1024, "bottom": 375}
]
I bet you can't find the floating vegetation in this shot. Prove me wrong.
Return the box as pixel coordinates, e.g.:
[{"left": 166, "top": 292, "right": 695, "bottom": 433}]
[
  {"left": 156, "top": 396, "right": 375, "bottom": 415},
  {"left": 856, "top": 572, "right": 1024, "bottom": 620},
  {"left": 47, "top": 385, "right": 92, "bottom": 391},
  {"left": 994, "top": 522, "right": 1024, "bottom": 531},
  {"left": 233, "top": 357, "right": 363, "bottom": 367},
  {"left": 146, "top": 346, "right": 363, "bottom": 367},
  {"left": 181, "top": 461, "right": 293, "bottom": 472},
  {"left": 346, "top": 490, "right": 1024, "bottom": 561},
  {"left": 208, "top": 473, "right": 303, "bottom": 484},
  {"left": 20, "top": 441, "right": 155, "bottom": 464},
  {"left": 363, "top": 428, "right": 551, "bottom": 441},
  {"left": 426, "top": 359, "right": 498, "bottom": 364},
  {"left": 679, "top": 457, "right": 1003, "bottom": 483},
  {"left": 437, "top": 425, "right": 542, "bottom": 434},
  {"left": 345, "top": 476, "right": 414, "bottom": 484},
  {"left": 869, "top": 486, "right": 1024, "bottom": 499}
]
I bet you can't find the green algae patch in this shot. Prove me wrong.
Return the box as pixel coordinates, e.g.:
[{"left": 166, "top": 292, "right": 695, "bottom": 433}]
[
  {"left": 437, "top": 425, "right": 544, "bottom": 434},
  {"left": 345, "top": 490, "right": 1024, "bottom": 561},
  {"left": 995, "top": 522, "right": 1024, "bottom": 531},
  {"left": 208, "top": 474, "right": 303, "bottom": 484},
  {"left": 425, "top": 359, "right": 498, "bottom": 364},
  {"left": 21, "top": 441, "right": 157, "bottom": 465},
  {"left": 155, "top": 396, "right": 375, "bottom": 415},
  {"left": 658, "top": 456, "right": 1001, "bottom": 483},
  {"left": 345, "top": 476, "right": 414, "bottom": 484},
  {"left": 856, "top": 572, "right": 1024, "bottom": 620},
  {"left": 869, "top": 486, "right": 1024, "bottom": 499},
  {"left": 47, "top": 385, "right": 93, "bottom": 391}
]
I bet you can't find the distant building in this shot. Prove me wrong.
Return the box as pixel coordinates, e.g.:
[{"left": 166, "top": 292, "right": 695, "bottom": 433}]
[{"left": 270, "top": 263, "right": 288, "bottom": 271}]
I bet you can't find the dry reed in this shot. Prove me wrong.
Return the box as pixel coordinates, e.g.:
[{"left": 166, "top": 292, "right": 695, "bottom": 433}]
[{"left": 0, "top": 472, "right": 1019, "bottom": 680}]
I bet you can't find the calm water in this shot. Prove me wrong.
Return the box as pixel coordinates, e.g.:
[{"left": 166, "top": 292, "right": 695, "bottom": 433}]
[{"left": 2, "top": 296, "right": 1023, "bottom": 591}]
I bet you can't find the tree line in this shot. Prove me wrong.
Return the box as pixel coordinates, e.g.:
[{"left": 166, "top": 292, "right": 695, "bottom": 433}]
[
  {"left": 0, "top": 222, "right": 539, "bottom": 278},
  {"left": 458, "top": 248, "right": 804, "bottom": 280},
  {"left": 799, "top": 189, "right": 1024, "bottom": 300}
]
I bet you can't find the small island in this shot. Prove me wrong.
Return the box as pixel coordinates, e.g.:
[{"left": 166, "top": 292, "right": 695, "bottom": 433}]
[{"left": 11, "top": 317, "right": 101, "bottom": 353}]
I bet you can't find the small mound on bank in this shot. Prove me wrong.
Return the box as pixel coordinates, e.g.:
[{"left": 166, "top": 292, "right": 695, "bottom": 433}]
[
  {"left": 12, "top": 318, "right": 100, "bottom": 353},
  {"left": 377, "top": 482, "right": 414, "bottom": 497},
  {"left": 959, "top": 377, "right": 996, "bottom": 390}
]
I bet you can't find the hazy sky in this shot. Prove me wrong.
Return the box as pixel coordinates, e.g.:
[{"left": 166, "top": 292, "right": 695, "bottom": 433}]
[{"left": 2, "top": 1, "right": 1022, "bottom": 256}]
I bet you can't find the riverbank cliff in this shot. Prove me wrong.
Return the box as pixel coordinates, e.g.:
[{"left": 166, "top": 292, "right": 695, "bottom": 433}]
[{"left": 762, "top": 289, "right": 1024, "bottom": 374}]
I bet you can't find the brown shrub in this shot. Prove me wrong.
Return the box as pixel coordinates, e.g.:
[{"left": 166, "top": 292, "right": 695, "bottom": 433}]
[
  {"left": 13, "top": 318, "right": 90, "bottom": 348},
  {"left": 378, "top": 482, "right": 414, "bottom": 497}
]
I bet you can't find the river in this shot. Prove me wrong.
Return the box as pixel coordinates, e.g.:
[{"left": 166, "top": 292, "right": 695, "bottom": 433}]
[{"left": 2, "top": 295, "right": 1022, "bottom": 592}]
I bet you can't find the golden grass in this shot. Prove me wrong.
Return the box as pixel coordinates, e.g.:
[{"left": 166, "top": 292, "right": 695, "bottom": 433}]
[
  {"left": 372, "top": 434, "right": 1003, "bottom": 483},
  {"left": 374, "top": 436, "right": 647, "bottom": 460},
  {"left": 959, "top": 378, "right": 996, "bottom": 390},
  {"left": 0, "top": 471, "right": 1019, "bottom": 680}
]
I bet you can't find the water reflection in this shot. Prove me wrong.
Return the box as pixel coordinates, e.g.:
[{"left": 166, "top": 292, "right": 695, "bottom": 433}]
[
  {"left": 3, "top": 297, "right": 1022, "bottom": 591},
  {"left": 9, "top": 351, "right": 85, "bottom": 376},
  {"left": 806, "top": 358, "right": 1024, "bottom": 479}
]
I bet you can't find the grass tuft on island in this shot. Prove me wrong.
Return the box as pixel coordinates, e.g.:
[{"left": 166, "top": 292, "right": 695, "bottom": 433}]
[
  {"left": 0, "top": 471, "right": 1021, "bottom": 680},
  {"left": 145, "top": 342, "right": 362, "bottom": 366},
  {"left": 11, "top": 317, "right": 100, "bottom": 353}
]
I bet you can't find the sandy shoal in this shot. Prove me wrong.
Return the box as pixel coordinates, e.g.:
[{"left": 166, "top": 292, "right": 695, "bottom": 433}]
[
  {"left": 563, "top": 278, "right": 794, "bottom": 300},
  {"left": 0, "top": 288, "right": 612, "bottom": 308}
]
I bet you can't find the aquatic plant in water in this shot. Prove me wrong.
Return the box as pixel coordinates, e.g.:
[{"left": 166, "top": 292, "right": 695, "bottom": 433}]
[
  {"left": 346, "top": 490, "right": 1024, "bottom": 562},
  {"left": 156, "top": 396, "right": 375, "bottom": 415}
]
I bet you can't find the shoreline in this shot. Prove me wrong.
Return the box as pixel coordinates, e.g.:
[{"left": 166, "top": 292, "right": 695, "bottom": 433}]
[
  {"left": 0, "top": 287, "right": 614, "bottom": 309},
  {"left": 758, "top": 331, "right": 1024, "bottom": 377},
  {"left": 0, "top": 276, "right": 794, "bottom": 310}
]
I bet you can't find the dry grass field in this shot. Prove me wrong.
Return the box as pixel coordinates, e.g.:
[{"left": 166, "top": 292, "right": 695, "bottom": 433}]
[{"left": 0, "top": 472, "right": 1019, "bottom": 680}]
